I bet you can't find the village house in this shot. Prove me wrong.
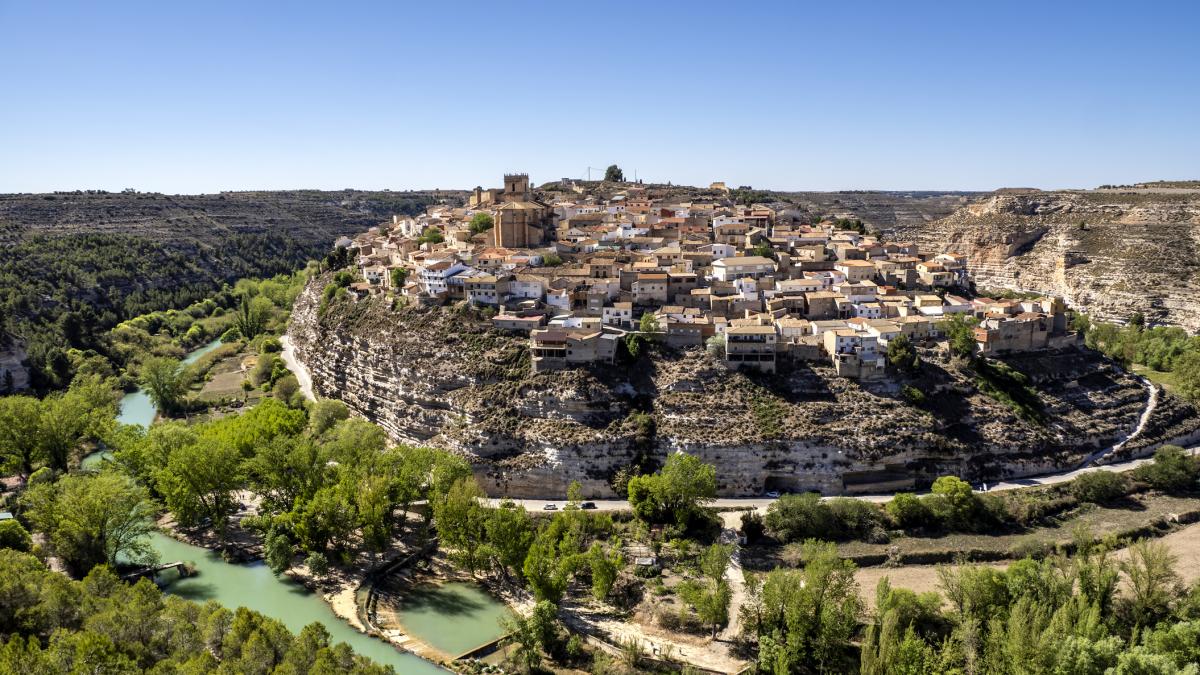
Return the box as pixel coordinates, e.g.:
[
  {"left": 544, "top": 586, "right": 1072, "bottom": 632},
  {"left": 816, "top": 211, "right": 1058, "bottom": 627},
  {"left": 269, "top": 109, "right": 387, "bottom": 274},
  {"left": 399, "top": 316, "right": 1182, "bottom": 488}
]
[{"left": 344, "top": 174, "right": 1098, "bottom": 380}]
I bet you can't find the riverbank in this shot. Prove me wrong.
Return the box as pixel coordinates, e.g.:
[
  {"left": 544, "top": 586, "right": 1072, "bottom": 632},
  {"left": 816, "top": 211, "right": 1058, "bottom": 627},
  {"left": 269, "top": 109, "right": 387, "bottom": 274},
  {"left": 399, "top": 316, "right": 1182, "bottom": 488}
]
[{"left": 151, "top": 513, "right": 450, "bottom": 674}]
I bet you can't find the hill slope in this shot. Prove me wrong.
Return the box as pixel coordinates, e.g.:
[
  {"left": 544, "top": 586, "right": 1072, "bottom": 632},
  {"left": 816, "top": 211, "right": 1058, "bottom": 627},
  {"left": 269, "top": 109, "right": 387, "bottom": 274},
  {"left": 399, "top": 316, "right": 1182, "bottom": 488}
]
[
  {"left": 890, "top": 189, "right": 1200, "bottom": 330},
  {"left": 0, "top": 189, "right": 458, "bottom": 389}
]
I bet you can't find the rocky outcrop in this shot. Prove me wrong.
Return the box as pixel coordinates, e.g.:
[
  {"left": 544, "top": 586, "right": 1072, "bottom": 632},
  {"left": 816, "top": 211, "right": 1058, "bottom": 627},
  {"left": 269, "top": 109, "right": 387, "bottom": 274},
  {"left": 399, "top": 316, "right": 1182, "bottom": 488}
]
[
  {"left": 891, "top": 190, "right": 1200, "bottom": 330},
  {"left": 0, "top": 338, "right": 30, "bottom": 392},
  {"left": 289, "top": 276, "right": 1200, "bottom": 499}
]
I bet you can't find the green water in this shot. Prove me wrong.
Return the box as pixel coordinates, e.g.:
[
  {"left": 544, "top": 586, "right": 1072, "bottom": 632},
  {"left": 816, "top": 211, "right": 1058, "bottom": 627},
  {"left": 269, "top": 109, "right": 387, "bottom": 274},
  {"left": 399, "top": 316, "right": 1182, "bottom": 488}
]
[
  {"left": 148, "top": 533, "right": 445, "bottom": 674},
  {"left": 180, "top": 337, "right": 224, "bottom": 366},
  {"left": 392, "top": 582, "right": 509, "bottom": 657},
  {"left": 81, "top": 339, "right": 224, "bottom": 471}
]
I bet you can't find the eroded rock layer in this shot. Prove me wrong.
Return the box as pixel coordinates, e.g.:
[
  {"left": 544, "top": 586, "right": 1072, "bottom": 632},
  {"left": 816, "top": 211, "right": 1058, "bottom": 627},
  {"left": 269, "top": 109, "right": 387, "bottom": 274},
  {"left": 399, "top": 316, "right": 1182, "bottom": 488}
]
[
  {"left": 290, "top": 277, "right": 1200, "bottom": 498},
  {"left": 890, "top": 190, "right": 1200, "bottom": 330}
]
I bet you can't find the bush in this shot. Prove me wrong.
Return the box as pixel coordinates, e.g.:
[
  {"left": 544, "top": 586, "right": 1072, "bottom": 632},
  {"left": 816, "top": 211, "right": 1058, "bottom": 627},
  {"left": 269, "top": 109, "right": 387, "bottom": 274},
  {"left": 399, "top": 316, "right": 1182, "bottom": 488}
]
[
  {"left": 924, "top": 476, "right": 985, "bottom": 532},
  {"left": 0, "top": 519, "right": 32, "bottom": 552},
  {"left": 901, "top": 385, "right": 926, "bottom": 405},
  {"left": 766, "top": 493, "right": 884, "bottom": 542},
  {"left": 741, "top": 510, "right": 766, "bottom": 543},
  {"left": 886, "top": 492, "right": 932, "bottom": 530},
  {"left": 825, "top": 498, "right": 883, "bottom": 539},
  {"left": 1134, "top": 445, "right": 1199, "bottom": 493},
  {"left": 1072, "top": 471, "right": 1128, "bottom": 504},
  {"left": 259, "top": 337, "right": 281, "bottom": 354},
  {"left": 765, "top": 493, "right": 835, "bottom": 543}
]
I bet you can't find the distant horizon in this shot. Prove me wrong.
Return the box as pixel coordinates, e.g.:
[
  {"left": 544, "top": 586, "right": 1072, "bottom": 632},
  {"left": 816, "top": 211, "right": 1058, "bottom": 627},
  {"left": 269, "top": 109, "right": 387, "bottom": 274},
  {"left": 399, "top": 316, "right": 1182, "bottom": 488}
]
[
  {"left": 2, "top": 1, "right": 1197, "bottom": 193},
  {"left": 3, "top": 177, "right": 1195, "bottom": 198}
]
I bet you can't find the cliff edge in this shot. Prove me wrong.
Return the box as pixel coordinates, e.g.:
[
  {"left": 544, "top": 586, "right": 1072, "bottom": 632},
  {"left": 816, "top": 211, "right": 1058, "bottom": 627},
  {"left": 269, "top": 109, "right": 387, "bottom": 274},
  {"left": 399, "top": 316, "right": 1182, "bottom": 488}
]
[{"left": 289, "top": 275, "right": 1200, "bottom": 498}]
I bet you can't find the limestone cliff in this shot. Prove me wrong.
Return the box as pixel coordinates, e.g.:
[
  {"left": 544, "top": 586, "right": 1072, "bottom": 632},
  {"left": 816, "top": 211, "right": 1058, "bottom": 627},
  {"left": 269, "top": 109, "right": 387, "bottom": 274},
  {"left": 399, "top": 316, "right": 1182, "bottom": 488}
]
[
  {"left": 288, "top": 276, "right": 1200, "bottom": 498},
  {"left": 890, "top": 189, "right": 1200, "bottom": 330}
]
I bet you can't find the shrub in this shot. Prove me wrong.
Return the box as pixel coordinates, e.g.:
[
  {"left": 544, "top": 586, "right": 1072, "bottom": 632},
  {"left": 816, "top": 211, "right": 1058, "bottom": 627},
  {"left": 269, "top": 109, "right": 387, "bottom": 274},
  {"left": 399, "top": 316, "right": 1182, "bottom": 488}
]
[
  {"left": 765, "top": 493, "right": 835, "bottom": 543},
  {"left": 886, "top": 492, "right": 932, "bottom": 530},
  {"left": 825, "top": 498, "right": 883, "bottom": 539},
  {"left": 901, "top": 385, "right": 926, "bottom": 405},
  {"left": 741, "top": 510, "right": 766, "bottom": 543},
  {"left": 259, "top": 337, "right": 281, "bottom": 354},
  {"left": 1072, "top": 471, "right": 1128, "bottom": 504},
  {"left": 0, "top": 519, "right": 32, "bottom": 552},
  {"left": 924, "top": 476, "right": 985, "bottom": 532},
  {"left": 1134, "top": 445, "right": 1199, "bottom": 493}
]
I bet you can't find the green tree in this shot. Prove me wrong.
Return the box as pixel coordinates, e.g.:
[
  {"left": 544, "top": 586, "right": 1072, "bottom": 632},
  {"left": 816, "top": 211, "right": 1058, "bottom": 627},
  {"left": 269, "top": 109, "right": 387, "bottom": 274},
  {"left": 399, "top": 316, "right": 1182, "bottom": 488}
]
[
  {"left": 232, "top": 295, "right": 272, "bottom": 340},
  {"left": 940, "top": 314, "right": 979, "bottom": 359},
  {"left": 1121, "top": 540, "right": 1182, "bottom": 630},
  {"left": 156, "top": 438, "right": 243, "bottom": 541},
  {"left": 388, "top": 267, "right": 408, "bottom": 289},
  {"left": 307, "top": 400, "right": 349, "bottom": 436},
  {"left": 0, "top": 520, "right": 32, "bottom": 552},
  {"left": 305, "top": 551, "right": 330, "bottom": 578},
  {"left": 699, "top": 543, "right": 733, "bottom": 583},
  {"left": 431, "top": 478, "right": 488, "bottom": 574},
  {"left": 485, "top": 502, "right": 535, "bottom": 580},
  {"left": 416, "top": 227, "right": 444, "bottom": 245},
  {"left": 22, "top": 472, "right": 158, "bottom": 575},
  {"left": 588, "top": 541, "right": 623, "bottom": 602},
  {"left": 744, "top": 541, "right": 862, "bottom": 672},
  {"left": 523, "top": 537, "right": 569, "bottom": 603},
  {"left": 886, "top": 334, "right": 920, "bottom": 372},
  {"left": 468, "top": 212, "right": 494, "bottom": 235},
  {"left": 886, "top": 492, "right": 932, "bottom": 530},
  {"left": 140, "top": 357, "right": 190, "bottom": 415},
  {"left": 0, "top": 395, "right": 44, "bottom": 476},
  {"left": 627, "top": 452, "right": 716, "bottom": 526},
  {"left": 603, "top": 165, "right": 624, "bottom": 182},
  {"left": 263, "top": 527, "right": 294, "bottom": 576},
  {"left": 925, "top": 476, "right": 982, "bottom": 531},
  {"left": 38, "top": 375, "right": 119, "bottom": 471},
  {"left": 638, "top": 312, "right": 660, "bottom": 336},
  {"left": 679, "top": 578, "right": 731, "bottom": 637},
  {"left": 1175, "top": 351, "right": 1200, "bottom": 401}
]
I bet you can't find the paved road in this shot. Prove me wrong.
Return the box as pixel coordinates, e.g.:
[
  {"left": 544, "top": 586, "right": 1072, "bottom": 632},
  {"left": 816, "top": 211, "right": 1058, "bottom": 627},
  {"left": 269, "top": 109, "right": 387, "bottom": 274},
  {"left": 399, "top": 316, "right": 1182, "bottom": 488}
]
[{"left": 489, "top": 443, "right": 1199, "bottom": 514}]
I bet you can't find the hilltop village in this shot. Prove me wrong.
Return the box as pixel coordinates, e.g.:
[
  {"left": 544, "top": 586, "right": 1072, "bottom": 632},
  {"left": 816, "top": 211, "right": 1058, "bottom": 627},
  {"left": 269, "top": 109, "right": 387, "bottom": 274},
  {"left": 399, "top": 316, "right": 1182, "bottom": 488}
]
[{"left": 346, "top": 174, "right": 1077, "bottom": 377}]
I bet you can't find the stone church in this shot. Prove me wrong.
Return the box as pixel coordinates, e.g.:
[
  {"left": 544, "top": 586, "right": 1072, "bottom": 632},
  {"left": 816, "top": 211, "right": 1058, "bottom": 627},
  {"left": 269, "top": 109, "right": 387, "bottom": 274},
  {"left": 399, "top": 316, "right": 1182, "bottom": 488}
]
[{"left": 469, "top": 174, "right": 551, "bottom": 248}]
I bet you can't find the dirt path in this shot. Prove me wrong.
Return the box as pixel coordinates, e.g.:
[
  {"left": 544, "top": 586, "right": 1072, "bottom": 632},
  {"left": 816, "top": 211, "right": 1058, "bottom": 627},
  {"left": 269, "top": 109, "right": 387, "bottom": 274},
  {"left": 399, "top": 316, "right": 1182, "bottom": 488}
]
[
  {"left": 718, "top": 527, "right": 746, "bottom": 642},
  {"left": 279, "top": 335, "right": 316, "bottom": 402},
  {"left": 562, "top": 602, "right": 749, "bottom": 674}
]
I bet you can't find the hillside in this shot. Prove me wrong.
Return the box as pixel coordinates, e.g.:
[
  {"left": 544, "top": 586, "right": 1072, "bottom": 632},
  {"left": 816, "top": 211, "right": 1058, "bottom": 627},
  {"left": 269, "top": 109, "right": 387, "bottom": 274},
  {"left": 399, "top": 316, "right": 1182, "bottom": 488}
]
[
  {"left": 289, "top": 276, "right": 1200, "bottom": 499},
  {"left": 889, "top": 188, "right": 1200, "bottom": 330},
  {"left": 0, "top": 189, "right": 461, "bottom": 390}
]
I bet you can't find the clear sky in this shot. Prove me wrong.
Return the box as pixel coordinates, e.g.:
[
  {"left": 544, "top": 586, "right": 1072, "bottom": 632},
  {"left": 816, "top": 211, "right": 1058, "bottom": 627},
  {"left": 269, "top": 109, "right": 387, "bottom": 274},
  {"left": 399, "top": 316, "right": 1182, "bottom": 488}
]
[{"left": 2, "top": 1, "right": 1197, "bottom": 193}]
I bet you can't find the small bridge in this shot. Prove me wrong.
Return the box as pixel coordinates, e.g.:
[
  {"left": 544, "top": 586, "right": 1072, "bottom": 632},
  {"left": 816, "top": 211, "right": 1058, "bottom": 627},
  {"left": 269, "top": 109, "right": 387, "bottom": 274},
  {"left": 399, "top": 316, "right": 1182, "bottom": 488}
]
[{"left": 121, "top": 561, "right": 191, "bottom": 582}]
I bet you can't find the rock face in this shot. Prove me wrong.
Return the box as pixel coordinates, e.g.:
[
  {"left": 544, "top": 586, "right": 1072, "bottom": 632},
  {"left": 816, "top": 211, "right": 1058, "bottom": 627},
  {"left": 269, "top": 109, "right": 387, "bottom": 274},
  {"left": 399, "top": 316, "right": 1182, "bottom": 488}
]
[
  {"left": 289, "top": 276, "right": 1200, "bottom": 498},
  {"left": 890, "top": 190, "right": 1200, "bottom": 330}
]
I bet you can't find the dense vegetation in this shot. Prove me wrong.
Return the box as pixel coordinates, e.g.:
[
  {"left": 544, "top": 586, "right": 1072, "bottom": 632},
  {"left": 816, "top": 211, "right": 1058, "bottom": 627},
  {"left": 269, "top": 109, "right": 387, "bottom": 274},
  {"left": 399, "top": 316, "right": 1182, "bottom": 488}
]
[
  {"left": 755, "top": 447, "right": 1199, "bottom": 546},
  {"left": 0, "top": 189, "right": 444, "bottom": 392},
  {"left": 1075, "top": 313, "right": 1200, "bottom": 401},
  {"left": 0, "top": 549, "right": 390, "bottom": 674},
  {"left": 741, "top": 536, "right": 1200, "bottom": 674}
]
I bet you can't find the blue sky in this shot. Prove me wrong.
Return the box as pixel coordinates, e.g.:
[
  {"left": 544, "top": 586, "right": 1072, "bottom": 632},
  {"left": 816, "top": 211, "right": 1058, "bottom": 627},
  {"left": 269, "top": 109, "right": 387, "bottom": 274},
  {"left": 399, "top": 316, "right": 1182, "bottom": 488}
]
[{"left": 1, "top": 1, "right": 1197, "bottom": 193}]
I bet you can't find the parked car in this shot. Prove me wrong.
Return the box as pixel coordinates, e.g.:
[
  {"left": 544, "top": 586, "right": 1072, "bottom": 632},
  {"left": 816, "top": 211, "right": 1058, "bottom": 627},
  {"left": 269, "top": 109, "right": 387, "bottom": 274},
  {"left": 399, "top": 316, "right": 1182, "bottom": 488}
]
[
  {"left": 543, "top": 503, "right": 558, "bottom": 511},
  {"left": 765, "top": 491, "right": 781, "bottom": 499},
  {"left": 581, "top": 501, "right": 597, "bottom": 510}
]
